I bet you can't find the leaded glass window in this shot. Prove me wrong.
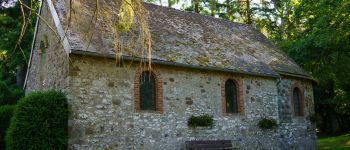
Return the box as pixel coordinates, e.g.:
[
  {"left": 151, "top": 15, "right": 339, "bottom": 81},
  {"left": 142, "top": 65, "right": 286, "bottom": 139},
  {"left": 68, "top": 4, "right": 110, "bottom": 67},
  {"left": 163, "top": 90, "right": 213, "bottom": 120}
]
[
  {"left": 140, "top": 71, "right": 156, "bottom": 110},
  {"left": 293, "top": 87, "right": 303, "bottom": 116},
  {"left": 225, "top": 79, "right": 238, "bottom": 113}
]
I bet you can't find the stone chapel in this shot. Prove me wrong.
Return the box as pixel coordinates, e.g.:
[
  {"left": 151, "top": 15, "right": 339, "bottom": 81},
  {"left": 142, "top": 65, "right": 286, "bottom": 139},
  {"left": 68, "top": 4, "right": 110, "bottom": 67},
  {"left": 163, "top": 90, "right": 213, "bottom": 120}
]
[{"left": 24, "top": 0, "right": 316, "bottom": 149}]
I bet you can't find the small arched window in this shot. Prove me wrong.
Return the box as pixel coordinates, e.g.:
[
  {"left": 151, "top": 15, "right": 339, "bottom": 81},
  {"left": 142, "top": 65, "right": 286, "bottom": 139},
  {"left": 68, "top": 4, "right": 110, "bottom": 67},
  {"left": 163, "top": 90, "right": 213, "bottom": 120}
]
[
  {"left": 225, "top": 79, "right": 238, "bottom": 113},
  {"left": 39, "top": 35, "right": 48, "bottom": 69},
  {"left": 293, "top": 87, "right": 303, "bottom": 116},
  {"left": 39, "top": 40, "right": 47, "bottom": 84},
  {"left": 134, "top": 69, "right": 163, "bottom": 112},
  {"left": 140, "top": 71, "right": 156, "bottom": 110},
  {"left": 39, "top": 40, "right": 47, "bottom": 69}
]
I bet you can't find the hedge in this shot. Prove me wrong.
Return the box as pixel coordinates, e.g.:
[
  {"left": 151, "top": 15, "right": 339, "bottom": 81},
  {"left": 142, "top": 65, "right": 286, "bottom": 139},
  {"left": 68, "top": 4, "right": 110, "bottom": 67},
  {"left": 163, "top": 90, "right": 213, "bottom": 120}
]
[
  {"left": 0, "top": 105, "right": 15, "bottom": 150},
  {"left": 5, "top": 91, "right": 68, "bottom": 150}
]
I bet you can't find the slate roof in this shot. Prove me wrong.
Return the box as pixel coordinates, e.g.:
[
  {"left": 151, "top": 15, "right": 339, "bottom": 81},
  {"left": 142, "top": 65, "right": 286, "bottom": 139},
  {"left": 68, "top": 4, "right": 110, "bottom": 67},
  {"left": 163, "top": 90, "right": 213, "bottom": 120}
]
[{"left": 51, "top": 0, "right": 310, "bottom": 78}]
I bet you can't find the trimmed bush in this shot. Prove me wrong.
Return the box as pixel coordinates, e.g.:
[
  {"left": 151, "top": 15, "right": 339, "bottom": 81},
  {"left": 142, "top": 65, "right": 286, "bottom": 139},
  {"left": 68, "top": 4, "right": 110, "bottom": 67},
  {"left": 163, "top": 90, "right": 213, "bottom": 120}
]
[
  {"left": 0, "top": 105, "right": 15, "bottom": 150},
  {"left": 188, "top": 114, "right": 214, "bottom": 128},
  {"left": 5, "top": 91, "right": 68, "bottom": 150},
  {"left": 257, "top": 118, "right": 278, "bottom": 130}
]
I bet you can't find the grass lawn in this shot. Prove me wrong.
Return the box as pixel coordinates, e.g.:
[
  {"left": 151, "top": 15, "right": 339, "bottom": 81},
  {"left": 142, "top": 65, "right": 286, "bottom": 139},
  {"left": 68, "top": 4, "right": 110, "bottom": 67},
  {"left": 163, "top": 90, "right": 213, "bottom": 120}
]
[{"left": 317, "top": 133, "right": 350, "bottom": 150}]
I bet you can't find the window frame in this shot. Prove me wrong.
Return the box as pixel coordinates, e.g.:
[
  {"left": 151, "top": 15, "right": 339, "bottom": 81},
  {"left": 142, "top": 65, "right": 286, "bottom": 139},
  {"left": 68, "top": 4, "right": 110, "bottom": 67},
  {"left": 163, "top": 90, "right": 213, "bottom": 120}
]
[
  {"left": 221, "top": 76, "right": 244, "bottom": 116},
  {"left": 134, "top": 68, "right": 163, "bottom": 113},
  {"left": 291, "top": 82, "right": 305, "bottom": 117}
]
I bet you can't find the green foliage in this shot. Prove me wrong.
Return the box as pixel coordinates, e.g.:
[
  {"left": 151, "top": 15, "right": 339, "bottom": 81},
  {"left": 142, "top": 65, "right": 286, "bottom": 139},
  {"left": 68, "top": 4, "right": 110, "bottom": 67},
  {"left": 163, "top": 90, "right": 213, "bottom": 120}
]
[
  {"left": 0, "top": 2, "right": 37, "bottom": 69},
  {"left": 279, "top": 0, "right": 350, "bottom": 134},
  {"left": 0, "top": 78, "right": 24, "bottom": 105},
  {"left": 0, "top": 105, "right": 15, "bottom": 150},
  {"left": 117, "top": 0, "right": 134, "bottom": 32},
  {"left": 188, "top": 114, "right": 214, "bottom": 128},
  {"left": 0, "top": 1, "right": 38, "bottom": 90},
  {"left": 5, "top": 91, "right": 69, "bottom": 150},
  {"left": 257, "top": 118, "right": 278, "bottom": 130}
]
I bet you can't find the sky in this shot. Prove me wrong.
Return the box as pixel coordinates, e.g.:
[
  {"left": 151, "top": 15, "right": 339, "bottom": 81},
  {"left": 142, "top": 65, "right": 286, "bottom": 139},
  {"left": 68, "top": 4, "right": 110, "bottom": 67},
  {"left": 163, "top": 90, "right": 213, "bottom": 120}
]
[
  {"left": 154, "top": 0, "right": 265, "bottom": 10},
  {"left": 0, "top": 0, "right": 17, "bottom": 8}
]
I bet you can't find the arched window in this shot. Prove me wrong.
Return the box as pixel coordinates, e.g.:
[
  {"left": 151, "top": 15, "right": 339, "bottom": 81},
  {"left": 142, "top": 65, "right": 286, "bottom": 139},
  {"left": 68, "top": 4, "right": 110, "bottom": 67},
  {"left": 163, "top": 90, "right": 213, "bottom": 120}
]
[
  {"left": 39, "top": 40, "right": 47, "bottom": 84},
  {"left": 293, "top": 87, "right": 303, "bottom": 116},
  {"left": 225, "top": 79, "right": 238, "bottom": 113},
  {"left": 40, "top": 41, "right": 46, "bottom": 65},
  {"left": 134, "top": 69, "right": 163, "bottom": 112},
  {"left": 140, "top": 71, "right": 156, "bottom": 110},
  {"left": 39, "top": 35, "right": 48, "bottom": 70}
]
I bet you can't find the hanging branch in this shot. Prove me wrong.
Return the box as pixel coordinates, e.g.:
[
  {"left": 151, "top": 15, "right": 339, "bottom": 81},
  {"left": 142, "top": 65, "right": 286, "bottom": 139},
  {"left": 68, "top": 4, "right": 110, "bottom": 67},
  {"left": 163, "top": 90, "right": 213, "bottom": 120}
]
[{"left": 15, "top": 0, "right": 153, "bottom": 70}]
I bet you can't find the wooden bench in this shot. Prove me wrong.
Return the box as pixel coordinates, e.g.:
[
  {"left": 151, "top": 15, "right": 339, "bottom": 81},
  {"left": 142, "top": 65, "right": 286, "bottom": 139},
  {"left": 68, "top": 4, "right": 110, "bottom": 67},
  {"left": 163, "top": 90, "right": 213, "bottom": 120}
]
[{"left": 185, "top": 140, "right": 234, "bottom": 150}]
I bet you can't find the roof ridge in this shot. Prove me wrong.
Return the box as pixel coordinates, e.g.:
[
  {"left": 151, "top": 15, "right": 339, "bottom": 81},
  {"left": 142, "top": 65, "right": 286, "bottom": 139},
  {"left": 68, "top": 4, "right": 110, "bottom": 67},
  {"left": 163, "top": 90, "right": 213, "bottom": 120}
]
[{"left": 142, "top": 2, "right": 252, "bottom": 28}]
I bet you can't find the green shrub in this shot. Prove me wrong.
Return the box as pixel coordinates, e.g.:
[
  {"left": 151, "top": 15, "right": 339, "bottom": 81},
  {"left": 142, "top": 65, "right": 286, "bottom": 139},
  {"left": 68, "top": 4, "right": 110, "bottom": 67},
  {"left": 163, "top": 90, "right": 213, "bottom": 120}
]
[
  {"left": 0, "top": 105, "right": 15, "bottom": 150},
  {"left": 188, "top": 114, "right": 214, "bottom": 128},
  {"left": 5, "top": 91, "right": 68, "bottom": 150},
  {"left": 258, "top": 118, "right": 278, "bottom": 130}
]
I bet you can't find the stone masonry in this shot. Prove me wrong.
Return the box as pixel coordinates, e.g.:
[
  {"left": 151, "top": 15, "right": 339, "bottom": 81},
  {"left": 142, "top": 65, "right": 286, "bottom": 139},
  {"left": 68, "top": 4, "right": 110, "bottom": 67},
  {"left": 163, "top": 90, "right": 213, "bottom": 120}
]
[{"left": 62, "top": 55, "right": 315, "bottom": 150}]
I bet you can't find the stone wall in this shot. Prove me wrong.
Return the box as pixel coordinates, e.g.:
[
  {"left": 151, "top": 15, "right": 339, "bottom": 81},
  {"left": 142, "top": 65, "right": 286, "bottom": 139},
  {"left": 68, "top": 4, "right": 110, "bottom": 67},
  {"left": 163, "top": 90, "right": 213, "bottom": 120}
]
[
  {"left": 277, "top": 78, "right": 316, "bottom": 149},
  {"left": 66, "top": 55, "right": 314, "bottom": 150},
  {"left": 25, "top": 1, "right": 69, "bottom": 92}
]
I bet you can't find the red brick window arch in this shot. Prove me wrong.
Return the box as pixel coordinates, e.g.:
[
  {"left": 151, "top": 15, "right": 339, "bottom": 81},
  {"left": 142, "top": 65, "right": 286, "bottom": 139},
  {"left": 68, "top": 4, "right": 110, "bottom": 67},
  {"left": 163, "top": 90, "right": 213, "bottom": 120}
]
[
  {"left": 291, "top": 83, "right": 305, "bottom": 116},
  {"left": 221, "top": 76, "right": 244, "bottom": 116},
  {"left": 134, "top": 69, "right": 163, "bottom": 112}
]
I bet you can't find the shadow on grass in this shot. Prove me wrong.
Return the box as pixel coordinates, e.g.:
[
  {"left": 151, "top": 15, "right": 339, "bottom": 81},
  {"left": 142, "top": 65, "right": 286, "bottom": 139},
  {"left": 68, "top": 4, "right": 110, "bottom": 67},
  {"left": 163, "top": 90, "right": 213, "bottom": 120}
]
[{"left": 317, "top": 133, "right": 350, "bottom": 150}]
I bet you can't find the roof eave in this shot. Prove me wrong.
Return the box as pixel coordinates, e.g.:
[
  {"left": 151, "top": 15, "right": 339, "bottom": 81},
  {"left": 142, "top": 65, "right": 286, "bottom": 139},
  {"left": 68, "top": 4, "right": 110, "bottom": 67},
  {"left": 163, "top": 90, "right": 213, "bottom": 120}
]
[
  {"left": 23, "top": 0, "right": 43, "bottom": 90},
  {"left": 70, "top": 49, "right": 280, "bottom": 79},
  {"left": 276, "top": 71, "right": 317, "bottom": 83},
  {"left": 70, "top": 50, "right": 317, "bottom": 83}
]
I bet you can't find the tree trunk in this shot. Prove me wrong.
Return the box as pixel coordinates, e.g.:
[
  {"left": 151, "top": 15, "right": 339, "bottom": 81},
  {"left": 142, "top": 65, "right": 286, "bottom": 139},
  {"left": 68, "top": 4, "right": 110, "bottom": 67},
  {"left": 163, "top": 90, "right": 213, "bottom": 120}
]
[
  {"left": 246, "top": 0, "right": 252, "bottom": 24},
  {"left": 238, "top": 0, "right": 252, "bottom": 24},
  {"left": 280, "top": 10, "right": 285, "bottom": 39},
  {"left": 168, "top": 0, "right": 172, "bottom": 7},
  {"left": 329, "top": 111, "right": 340, "bottom": 133},
  {"left": 226, "top": 0, "right": 233, "bottom": 20},
  {"left": 16, "top": 64, "right": 27, "bottom": 88},
  {"left": 193, "top": 0, "right": 200, "bottom": 13},
  {"left": 210, "top": 0, "right": 217, "bottom": 16}
]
